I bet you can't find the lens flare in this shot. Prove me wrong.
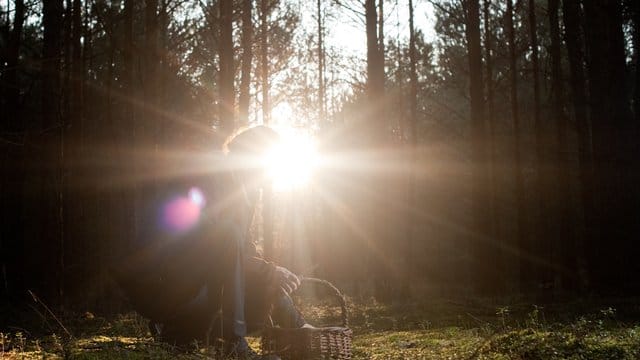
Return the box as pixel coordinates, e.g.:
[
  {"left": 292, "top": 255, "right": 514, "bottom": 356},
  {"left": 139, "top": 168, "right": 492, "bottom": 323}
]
[
  {"left": 161, "top": 187, "right": 206, "bottom": 233},
  {"left": 188, "top": 187, "right": 206, "bottom": 207}
]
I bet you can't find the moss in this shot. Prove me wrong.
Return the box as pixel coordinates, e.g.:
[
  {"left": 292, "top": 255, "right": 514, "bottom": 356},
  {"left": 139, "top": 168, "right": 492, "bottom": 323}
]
[{"left": 2, "top": 302, "right": 640, "bottom": 359}]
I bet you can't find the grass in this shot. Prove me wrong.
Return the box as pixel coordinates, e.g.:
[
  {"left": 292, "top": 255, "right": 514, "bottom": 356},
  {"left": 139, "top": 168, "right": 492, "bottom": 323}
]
[{"left": 1, "top": 299, "right": 640, "bottom": 359}]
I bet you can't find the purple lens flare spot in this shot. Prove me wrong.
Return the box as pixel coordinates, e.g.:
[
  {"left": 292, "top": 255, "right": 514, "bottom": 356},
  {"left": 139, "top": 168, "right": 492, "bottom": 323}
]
[{"left": 161, "top": 196, "right": 201, "bottom": 233}]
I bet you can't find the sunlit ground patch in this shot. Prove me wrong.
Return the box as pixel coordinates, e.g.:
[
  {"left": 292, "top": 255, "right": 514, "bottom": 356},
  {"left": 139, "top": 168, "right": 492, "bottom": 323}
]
[{"left": 352, "top": 329, "right": 484, "bottom": 359}]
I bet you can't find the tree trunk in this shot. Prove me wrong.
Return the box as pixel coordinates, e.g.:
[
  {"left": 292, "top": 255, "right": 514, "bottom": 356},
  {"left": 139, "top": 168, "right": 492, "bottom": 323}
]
[
  {"left": 583, "top": 0, "right": 635, "bottom": 293},
  {"left": 41, "top": 0, "right": 64, "bottom": 305},
  {"left": 104, "top": 4, "right": 117, "bottom": 311},
  {"left": 317, "top": 0, "right": 325, "bottom": 125},
  {"left": 80, "top": 0, "right": 93, "bottom": 309},
  {"left": 260, "top": 0, "right": 270, "bottom": 125},
  {"left": 145, "top": 0, "right": 159, "bottom": 146},
  {"left": 631, "top": 0, "right": 640, "bottom": 287},
  {"left": 72, "top": 0, "right": 83, "bottom": 131},
  {"left": 635, "top": 0, "right": 640, "bottom": 129},
  {"left": 562, "top": 0, "right": 591, "bottom": 294},
  {"left": 123, "top": 0, "right": 135, "bottom": 236},
  {"left": 239, "top": 0, "right": 253, "bottom": 127},
  {"left": 582, "top": 0, "right": 610, "bottom": 293},
  {"left": 506, "top": 0, "right": 527, "bottom": 295},
  {"left": 365, "top": 0, "right": 383, "bottom": 108},
  {"left": 465, "top": 0, "right": 491, "bottom": 294},
  {"left": 5, "top": 0, "right": 25, "bottom": 130},
  {"left": 219, "top": 0, "right": 235, "bottom": 135},
  {"left": 158, "top": 0, "right": 169, "bottom": 149},
  {"left": 365, "top": 0, "right": 376, "bottom": 95},
  {"left": 549, "top": 0, "right": 574, "bottom": 294},
  {"left": 377, "top": 0, "right": 384, "bottom": 94},
  {"left": 259, "top": 0, "right": 274, "bottom": 261},
  {"left": 365, "top": 0, "right": 386, "bottom": 142},
  {"left": 403, "top": 0, "right": 418, "bottom": 298},
  {"left": 365, "top": 0, "right": 390, "bottom": 301},
  {"left": 1, "top": 0, "right": 26, "bottom": 301},
  {"left": 62, "top": 0, "right": 85, "bottom": 304},
  {"left": 63, "top": 0, "right": 72, "bottom": 123},
  {"left": 483, "top": 0, "right": 502, "bottom": 292},
  {"left": 527, "top": 0, "right": 543, "bottom": 295}
]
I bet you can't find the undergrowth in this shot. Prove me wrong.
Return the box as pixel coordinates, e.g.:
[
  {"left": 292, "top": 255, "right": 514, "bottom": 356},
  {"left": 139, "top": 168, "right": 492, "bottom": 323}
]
[{"left": 1, "top": 299, "right": 639, "bottom": 359}]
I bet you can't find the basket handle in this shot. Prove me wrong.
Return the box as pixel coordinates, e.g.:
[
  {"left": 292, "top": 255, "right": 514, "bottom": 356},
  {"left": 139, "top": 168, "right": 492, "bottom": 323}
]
[
  {"left": 267, "top": 276, "right": 348, "bottom": 328},
  {"left": 299, "top": 277, "right": 348, "bottom": 327}
]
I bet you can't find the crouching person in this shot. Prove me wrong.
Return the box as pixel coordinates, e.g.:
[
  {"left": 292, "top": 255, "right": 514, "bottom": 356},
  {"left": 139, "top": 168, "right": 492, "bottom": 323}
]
[{"left": 113, "top": 126, "right": 308, "bottom": 359}]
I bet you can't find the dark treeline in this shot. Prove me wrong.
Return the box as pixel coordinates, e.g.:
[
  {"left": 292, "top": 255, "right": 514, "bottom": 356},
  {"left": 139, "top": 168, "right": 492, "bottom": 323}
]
[
  {"left": 459, "top": 0, "right": 640, "bottom": 297},
  {"left": 1, "top": 0, "right": 640, "bottom": 316}
]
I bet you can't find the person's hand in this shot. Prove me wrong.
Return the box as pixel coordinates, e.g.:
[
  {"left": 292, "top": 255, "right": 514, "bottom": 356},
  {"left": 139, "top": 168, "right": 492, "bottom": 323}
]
[{"left": 272, "top": 265, "right": 301, "bottom": 295}]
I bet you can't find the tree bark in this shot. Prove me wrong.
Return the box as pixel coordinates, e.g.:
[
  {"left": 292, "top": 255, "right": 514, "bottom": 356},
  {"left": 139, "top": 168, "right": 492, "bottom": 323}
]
[
  {"left": 562, "top": 0, "right": 591, "bottom": 294},
  {"left": 239, "top": 0, "right": 253, "bottom": 127},
  {"left": 62, "top": 0, "right": 85, "bottom": 303},
  {"left": 631, "top": 0, "right": 640, "bottom": 285},
  {"left": 317, "top": 0, "right": 326, "bottom": 125},
  {"left": 635, "top": 0, "right": 640, "bottom": 129},
  {"left": 72, "top": 0, "right": 83, "bottom": 127},
  {"left": 219, "top": 0, "right": 235, "bottom": 135},
  {"left": 365, "top": 0, "right": 390, "bottom": 300},
  {"left": 365, "top": 0, "right": 384, "bottom": 140},
  {"left": 63, "top": 0, "right": 72, "bottom": 122},
  {"left": 403, "top": 0, "right": 418, "bottom": 298},
  {"left": 483, "top": 0, "right": 502, "bottom": 291},
  {"left": 549, "top": 0, "right": 574, "bottom": 294},
  {"left": 365, "top": 0, "right": 381, "bottom": 97},
  {"left": 260, "top": 0, "right": 274, "bottom": 260},
  {"left": 260, "top": 0, "right": 270, "bottom": 125},
  {"left": 377, "top": 0, "right": 384, "bottom": 90},
  {"left": 145, "top": 0, "right": 159, "bottom": 146},
  {"left": 41, "top": 0, "right": 64, "bottom": 304},
  {"left": 506, "top": 0, "right": 527, "bottom": 295},
  {"left": 5, "top": 0, "right": 25, "bottom": 130},
  {"left": 0, "top": 0, "right": 26, "bottom": 301},
  {"left": 527, "top": 0, "right": 543, "bottom": 294},
  {"left": 464, "top": 0, "right": 491, "bottom": 294},
  {"left": 583, "top": 0, "right": 635, "bottom": 293}
]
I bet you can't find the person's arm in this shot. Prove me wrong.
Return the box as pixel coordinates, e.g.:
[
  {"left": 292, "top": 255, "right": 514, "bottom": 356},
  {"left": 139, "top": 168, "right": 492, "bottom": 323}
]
[
  {"left": 244, "top": 242, "right": 301, "bottom": 295},
  {"left": 244, "top": 241, "right": 274, "bottom": 274}
]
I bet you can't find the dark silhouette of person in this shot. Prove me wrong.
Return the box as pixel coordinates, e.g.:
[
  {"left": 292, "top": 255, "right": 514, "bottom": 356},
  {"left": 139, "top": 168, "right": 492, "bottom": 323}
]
[{"left": 114, "top": 126, "right": 306, "bottom": 359}]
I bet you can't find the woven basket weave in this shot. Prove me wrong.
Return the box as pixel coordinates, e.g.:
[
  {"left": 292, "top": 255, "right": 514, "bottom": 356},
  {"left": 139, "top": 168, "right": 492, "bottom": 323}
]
[{"left": 261, "top": 277, "right": 353, "bottom": 360}]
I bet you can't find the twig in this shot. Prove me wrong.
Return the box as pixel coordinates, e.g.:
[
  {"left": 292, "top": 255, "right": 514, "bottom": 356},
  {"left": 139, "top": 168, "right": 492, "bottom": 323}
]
[
  {"left": 428, "top": 0, "right": 465, "bottom": 23},
  {"left": 28, "top": 304, "right": 55, "bottom": 333},
  {"left": 465, "top": 312, "right": 488, "bottom": 326},
  {"left": 27, "top": 290, "right": 72, "bottom": 339}
]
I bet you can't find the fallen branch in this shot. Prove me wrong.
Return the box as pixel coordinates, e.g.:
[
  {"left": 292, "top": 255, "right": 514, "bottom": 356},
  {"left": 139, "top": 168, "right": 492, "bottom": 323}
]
[{"left": 27, "top": 290, "right": 73, "bottom": 339}]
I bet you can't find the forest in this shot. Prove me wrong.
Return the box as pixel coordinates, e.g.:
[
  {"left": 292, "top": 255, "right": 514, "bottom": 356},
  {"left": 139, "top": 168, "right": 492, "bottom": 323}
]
[{"left": 1, "top": 0, "right": 640, "bottom": 358}]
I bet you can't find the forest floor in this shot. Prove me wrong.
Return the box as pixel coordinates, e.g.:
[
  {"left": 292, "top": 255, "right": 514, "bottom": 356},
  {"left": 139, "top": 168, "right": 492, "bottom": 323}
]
[{"left": 1, "top": 297, "right": 640, "bottom": 359}]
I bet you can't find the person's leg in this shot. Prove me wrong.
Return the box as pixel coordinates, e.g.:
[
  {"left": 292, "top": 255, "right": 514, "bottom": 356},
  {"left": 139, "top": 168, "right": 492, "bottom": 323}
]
[
  {"left": 244, "top": 273, "right": 307, "bottom": 333},
  {"left": 271, "top": 293, "right": 307, "bottom": 328},
  {"left": 202, "top": 220, "right": 271, "bottom": 357},
  {"left": 160, "top": 285, "right": 214, "bottom": 345},
  {"left": 155, "top": 220, "right": 237, "bottom": 345}
]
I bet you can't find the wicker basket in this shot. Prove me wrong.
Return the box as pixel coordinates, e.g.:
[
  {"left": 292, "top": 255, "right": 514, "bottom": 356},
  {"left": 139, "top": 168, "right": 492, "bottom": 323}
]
[{"left": 261, "top": 277, "right": 353, "bottom": 360}]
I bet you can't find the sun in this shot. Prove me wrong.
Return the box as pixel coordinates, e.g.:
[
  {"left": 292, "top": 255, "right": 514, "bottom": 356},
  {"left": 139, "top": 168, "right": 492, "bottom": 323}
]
[{"left": 263, "top": 129, "right": 319, "bottom": 191}]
